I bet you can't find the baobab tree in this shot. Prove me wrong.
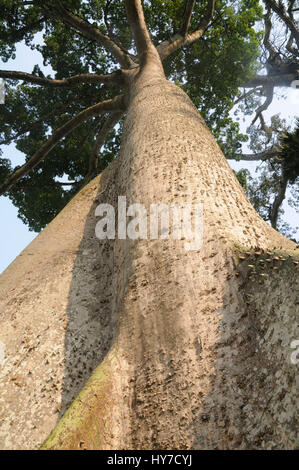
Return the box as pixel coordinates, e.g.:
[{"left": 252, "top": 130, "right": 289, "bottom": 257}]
[{"left": 0, "top": 0, "right": 298, "bottom": 450}]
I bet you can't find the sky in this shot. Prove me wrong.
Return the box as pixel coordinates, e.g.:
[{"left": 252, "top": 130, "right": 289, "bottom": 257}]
[
  {"left": 0, "top": 40, "right": 298, "bottom": 274},
  {"left": 0, "top": 39, "right": 53, "bottom": 274}
]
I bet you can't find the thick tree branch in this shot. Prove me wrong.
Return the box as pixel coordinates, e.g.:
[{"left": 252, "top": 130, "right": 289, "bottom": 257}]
[
  {"left": 180, "top": 0, "right": 196, "bottom": 37},
  {"left": 265, "top": 0, "right": 299, "bottom": 49},
  {"left": 234, "top": 147, "right": 280, "bottom": 161},
  {"left": 286, "top": 0, "right": 297, "bottom": 52},
  {"left": 124, "top": 0, "right": 153, "bottom": 59},
  {"left": 258, "top": 113, "right": 273, "bottom": 142},
  {"left": 242, "top": 2, "right": 299, "bottom": 98},
  {"left": 269, "top": 168, "right": 288, "bottom": 229},
  {"left": 103, "top": 0, "right": 139, "bottom": 65},
  {"left": 157, "top": 0, "right": 215, "bottom": 60},
  {"left": 0, "top": 70, "right": 124, "bottom": 88},
  {"left": 0, "top": 95, "right": 126, "bottom": 195},
  {"left": 263, "top": 6, "right": 277, "bottom": 58},
  {"left": 37, "top": 1, "right": 134, "bottom": 68},
  {"left": 251, "top": 84, "right": 274, "bottom": 126},
  {"left": 244, "top": 73, "right": 298, "bottom": 88},
  {"left": 87, "top": 110, "right": 123, "bottom": 177}
]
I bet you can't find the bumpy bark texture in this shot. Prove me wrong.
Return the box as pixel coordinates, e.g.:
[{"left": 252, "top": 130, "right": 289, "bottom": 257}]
[
  {"left": 0, "top": 169, "right": 117, "bottom": 449},
  {"left": 0, "top": 72, "right": 298, "bottom": 450}
]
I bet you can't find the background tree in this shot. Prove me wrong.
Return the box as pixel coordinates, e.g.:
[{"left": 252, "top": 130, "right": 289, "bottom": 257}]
[
  {"left": 229, "top": 0, "right": 299, "bottom": 237},
  {"left": 233, "top": 115, "right": 299, "bottom": 239}
]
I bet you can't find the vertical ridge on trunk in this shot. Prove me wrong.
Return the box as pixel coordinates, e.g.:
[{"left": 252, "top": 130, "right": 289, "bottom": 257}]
[
  {"left": 104, "top": 77, "right": 298, "bottom": 449},
  {"left": 0, "top": 168, "right": 118, "bottom": 449}
]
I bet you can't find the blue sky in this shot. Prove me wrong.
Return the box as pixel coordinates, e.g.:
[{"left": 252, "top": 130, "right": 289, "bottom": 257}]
[
  {"left": 0, "top": 40, "right": 53, "bottom": 274},
  {"left": 0, "top": 41, "right": 298, "bottom": 274}
]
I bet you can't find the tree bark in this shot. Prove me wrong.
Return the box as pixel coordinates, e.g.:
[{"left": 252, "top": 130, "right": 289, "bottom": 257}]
[
  {"left": 0, "top": 67, "right": 298, "bottom": 450},
  {"left": 269, "top": 170, "right": 289, "bottom": 230}
]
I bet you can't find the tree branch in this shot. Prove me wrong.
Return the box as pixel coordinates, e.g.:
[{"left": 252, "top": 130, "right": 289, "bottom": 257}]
[
  {"left": 258, "top": 113, "right": 273, "bottom": 142},
  {"left": 265, "top": 0, "right": 299, "bottom": 49},
  {"left": 235, "top": 147, "right": 280, "bottom": 161},
  {"left": 243, "top": 2, "right": 299, "bottom": 92},
  {"left": 103, "top": 0, "right": 139, "bottom": 65},
  {"left": 244, "top": 73, "right": 298, "bottom": 88},
  {"left": 157, "top": 0, "right": 215, "bottom": 60},
  {"left": 87, "top": 110, "right": 123, "bottom": 177},
  {"left": 17, "top": 180, "right": 79, "bottom": 190},
  {"left": 6, "top": 16, "right": 46, "bottom": 42},
  {"left": 180, "top": 0, "right": 196, "bottom": 37},
  {"left": 288, "top": 0, "right": 296, "bottom": 17},
  {"left": 286, "top": 0, "right": 297, "bottom": 53},
  {"left": 251, "top": 84, "right": 274, "bottom": 126},
  {"left": 0, "top": 95, "right": 126, "bottom": 195},
  {"left": 103, "top": 0, "right": 114, "bottom": 39},
  {"left": 38, "top": 1, "right": 134, "bottom": 68},
  {"left": 0, "top": 94, "right": 89, "bottom": 146},
  {"left": 286, "top": 33, "right": 299, "bottom": 56},
  {"left": 263, "top": 5, "right": 277, "bottom": 58},
  {"left": 0, "top": 70, "right": 124, "bottom": 88},
  {"left": 124, "top": 0, "right": 153, "bottom": 59},
  {"left": 269, "top": 168, "right": 288, "bottom": 229},
  {"left": 233, "top": 87, "right": 263, "bottom": 106}
]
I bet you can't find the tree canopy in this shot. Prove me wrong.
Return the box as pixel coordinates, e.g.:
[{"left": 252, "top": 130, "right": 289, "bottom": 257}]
[{"left": 0, "top": 0, "right": 298, "bottom": 233}]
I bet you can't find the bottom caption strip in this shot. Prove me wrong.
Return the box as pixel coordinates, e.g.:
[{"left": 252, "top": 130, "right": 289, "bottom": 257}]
[{"left": 107, "top": 453, "right": 192, "bottom": 467}]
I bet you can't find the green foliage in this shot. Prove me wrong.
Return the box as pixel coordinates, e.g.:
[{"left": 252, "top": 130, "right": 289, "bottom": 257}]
[
  {"left": 279, "top": 119, "right": 299, "bottom": 184},
  {"left": 240, "top": 115, "right": 299, "bottom": 238},
  {"left": 0, "top": 0, "right": 264, "bottom": 231},
  {"left": 0, "top": 157, "right": 11, "bottom": 184},
  {"left": 166, "top": 1, "right": 263, "bottom": 146},
  {"left": 234, "top": 168, "right": 249, "bottom": 190},
  {"left": 245, "top": 160, "right": 299, "bottom": 240}
]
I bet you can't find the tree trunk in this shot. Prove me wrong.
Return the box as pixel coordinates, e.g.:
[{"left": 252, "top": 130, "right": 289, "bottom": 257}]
[{"left": 0, "top": 69, "right": 298, "bottom": 450}]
